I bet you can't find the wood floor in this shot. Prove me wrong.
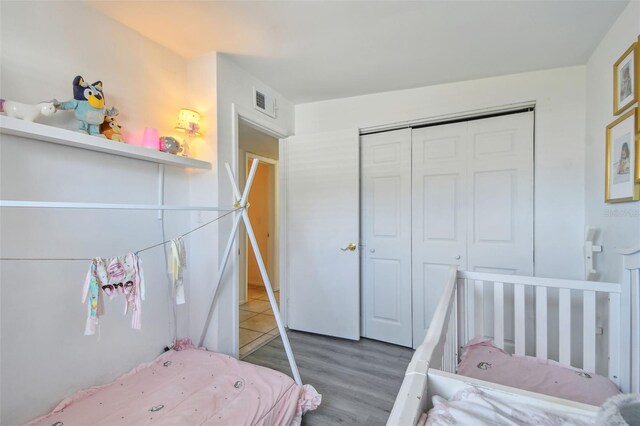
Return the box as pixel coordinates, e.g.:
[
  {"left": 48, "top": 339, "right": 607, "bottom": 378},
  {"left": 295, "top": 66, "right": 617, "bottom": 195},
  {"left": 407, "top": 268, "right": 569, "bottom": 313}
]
[{"left": 244, "top": 330, "right": 414, "bottom": 425}]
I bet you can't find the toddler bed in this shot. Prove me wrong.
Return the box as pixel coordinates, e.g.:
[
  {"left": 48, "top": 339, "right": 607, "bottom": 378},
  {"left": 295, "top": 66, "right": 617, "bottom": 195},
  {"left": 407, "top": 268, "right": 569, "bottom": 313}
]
[
  {"left": 28, "top": 345, "right": 320, "bottom": 426},
  {"left": 2, "top": 159, "right": 321, "bottom": 425},
  {"left": 388, "top": 246, "right": 640, "bottom": 425}
]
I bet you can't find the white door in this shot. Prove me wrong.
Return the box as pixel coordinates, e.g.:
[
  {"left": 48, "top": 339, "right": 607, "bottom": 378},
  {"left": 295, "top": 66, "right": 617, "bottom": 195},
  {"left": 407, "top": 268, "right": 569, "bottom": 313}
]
[
  {"left": 466, "top": 113, "right": 534, "bottom": 348},
  {"left": 361, "top": 129, "right": 412, "bottom": 347},
  {"left": 466, "top": 113, "right": 534, "bottom": 276},
  {"left": 412, "top": 111, "right": 534, "bottom": 347},
  {"left": 283, "top": 129, "right": 361, "bottom": 340},
  {"left": 411, "top": 121, "right": 469, "bottom": 347}
]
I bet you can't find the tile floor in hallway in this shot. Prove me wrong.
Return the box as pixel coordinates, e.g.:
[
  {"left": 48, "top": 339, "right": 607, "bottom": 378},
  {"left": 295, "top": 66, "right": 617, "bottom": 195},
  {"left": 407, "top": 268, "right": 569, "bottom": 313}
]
[{"left": 239, "top": 284, "right": 280, "bottom": 358}]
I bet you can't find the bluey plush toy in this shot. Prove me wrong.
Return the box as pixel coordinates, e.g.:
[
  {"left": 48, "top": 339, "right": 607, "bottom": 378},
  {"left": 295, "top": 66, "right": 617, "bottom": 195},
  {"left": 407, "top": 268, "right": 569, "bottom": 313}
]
[{"left": 56, "top": 76, "right": 105, "bottom": 136}]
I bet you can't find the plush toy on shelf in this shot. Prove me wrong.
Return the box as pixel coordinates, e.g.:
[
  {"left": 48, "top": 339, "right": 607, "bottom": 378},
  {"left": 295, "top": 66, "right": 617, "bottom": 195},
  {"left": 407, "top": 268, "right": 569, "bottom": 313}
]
[
  {"left": 0, "top": 99, "right": 56, "bottom": 121},
  {"left": 55, "top": 75, "right": 105, "bottom": 136},
  {"left": 100, "top": 107, "right": 125, "bottom": 142}
]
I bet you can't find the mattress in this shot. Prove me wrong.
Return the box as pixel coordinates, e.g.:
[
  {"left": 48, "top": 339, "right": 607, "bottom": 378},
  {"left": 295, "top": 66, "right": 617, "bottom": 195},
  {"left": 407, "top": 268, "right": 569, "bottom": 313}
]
[
  {"left": 28, "top": 347, "right": 320, "bottom": 426},
  {"left": 456, "top": 338, "right": 620, "bottom": 406}
]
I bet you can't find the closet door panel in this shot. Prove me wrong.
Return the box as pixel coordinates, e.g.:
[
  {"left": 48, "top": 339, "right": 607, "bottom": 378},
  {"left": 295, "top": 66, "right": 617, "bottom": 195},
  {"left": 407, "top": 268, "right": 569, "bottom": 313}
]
[
  {"left": 411, "top": 123, "right": 468, "bottom": 347},
  {"left": 284, "top": 129, "right": 361, "bottom": 340},
  {"left": 467, "top": 112, "right": 534, "bottom": 275},
  {"left": 361, "top": 129, "right": 412, "bottom": 347},
  {"left": 467, "top": 112, "right": 534, "bottom": 350}
]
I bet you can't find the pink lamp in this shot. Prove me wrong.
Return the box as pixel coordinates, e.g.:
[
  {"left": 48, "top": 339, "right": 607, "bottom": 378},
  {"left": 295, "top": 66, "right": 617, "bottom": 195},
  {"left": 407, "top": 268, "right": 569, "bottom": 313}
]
[{"left": 141, "top": 127, "right": 159, "bottom": 150}]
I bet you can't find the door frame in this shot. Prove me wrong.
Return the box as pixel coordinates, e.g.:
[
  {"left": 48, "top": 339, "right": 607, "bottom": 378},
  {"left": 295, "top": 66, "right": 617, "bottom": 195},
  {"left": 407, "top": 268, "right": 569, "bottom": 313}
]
[
  {"left": 231, "top": 103, "right": 289, "bottom": 355},
  {"left": 243, "top": 152, "right": 279, "bottom": 306}
]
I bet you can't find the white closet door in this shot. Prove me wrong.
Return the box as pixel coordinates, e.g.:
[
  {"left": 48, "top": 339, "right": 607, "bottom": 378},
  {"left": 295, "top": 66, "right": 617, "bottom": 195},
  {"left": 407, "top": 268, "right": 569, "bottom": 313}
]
[
  {"left": 411, "top": 111, "right": 534, "bottom": 347},
  {"left": 466, "top": 112, "right": 534, "bottom": 276},
  {"left": 361, "top": 129, "right": 412, "bottom": 347},
  {"left": 283, "top": 129, "right": 361, "bottom": 340},
  {"left": 466, "top": 113, "right": 534, "bottom": 347},
  {"left": 411, "top": 122, "right": 468, "bottom": 347}
]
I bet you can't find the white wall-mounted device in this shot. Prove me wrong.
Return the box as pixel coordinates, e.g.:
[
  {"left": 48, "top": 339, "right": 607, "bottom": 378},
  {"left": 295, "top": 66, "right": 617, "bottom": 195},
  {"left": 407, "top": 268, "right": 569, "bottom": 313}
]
[{"left": 584, "top": 225, "right": 603, "bottom": 280}]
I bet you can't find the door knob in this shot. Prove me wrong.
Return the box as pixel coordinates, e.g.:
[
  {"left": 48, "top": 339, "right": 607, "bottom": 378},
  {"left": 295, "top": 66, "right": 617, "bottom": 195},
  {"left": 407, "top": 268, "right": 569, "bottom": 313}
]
[
  {"left": 370, "top": 249, "right": 376, "bottom": 253},
  {"left": 341, "top": 243, "right": 357, "bottom": 252},
  {"left": 455, "top": 255, "right": 461, "bottom": 260}
]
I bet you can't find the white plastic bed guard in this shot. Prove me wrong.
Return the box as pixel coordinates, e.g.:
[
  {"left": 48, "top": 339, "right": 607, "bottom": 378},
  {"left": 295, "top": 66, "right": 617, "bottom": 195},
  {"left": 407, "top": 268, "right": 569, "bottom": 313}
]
[
  {"left": 0, "top": 159, "right": 303, "bottom": 386},
  {"left": 388, "top": 247, "right": 640, "bottom": 425}
]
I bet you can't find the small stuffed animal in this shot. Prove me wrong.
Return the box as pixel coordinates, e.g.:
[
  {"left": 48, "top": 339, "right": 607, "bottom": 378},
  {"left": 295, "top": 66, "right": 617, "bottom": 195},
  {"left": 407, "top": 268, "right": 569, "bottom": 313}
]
[
  {"left": 0, "top": 99, "right": 56, "bottom": 121},
  {"left": 100, "top": 116, "right": 124, "bottom": 142},
  {"left": 100, "top": 107, "right": 125, "bottom": 142},
  {"left": 55, "top": 76, "right": 105, "bottom": 136},
  {"left": 159, "top": 136, "right": 182, "bottom": 155}
]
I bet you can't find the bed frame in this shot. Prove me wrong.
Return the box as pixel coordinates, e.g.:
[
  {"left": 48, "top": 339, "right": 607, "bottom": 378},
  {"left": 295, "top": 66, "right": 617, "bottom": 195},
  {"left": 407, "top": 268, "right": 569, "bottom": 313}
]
[{"left": 388, "top": 246, "right": 640, "bottom": 425}]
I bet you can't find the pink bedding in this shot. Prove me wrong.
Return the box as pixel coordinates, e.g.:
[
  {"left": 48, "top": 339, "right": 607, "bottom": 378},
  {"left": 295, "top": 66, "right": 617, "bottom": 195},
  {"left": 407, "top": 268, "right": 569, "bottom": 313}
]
[
  {"left": 28, "top": 348, "right": 320, "bottom": 426},
  {"left": 457, "top": 338, "right": 620, "bottom": 406}
]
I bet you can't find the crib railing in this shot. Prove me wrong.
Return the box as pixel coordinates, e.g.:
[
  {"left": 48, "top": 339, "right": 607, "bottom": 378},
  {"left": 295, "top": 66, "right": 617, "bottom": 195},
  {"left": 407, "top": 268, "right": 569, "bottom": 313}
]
[
  {"left": 618, "top": 245, "right": 640, "bottom": 392},
  {"left": 415, "top": 268, "right": 631, "bottom": 392},
  {"left": 390, "top": 248, "right": 640, "bottom": 425},
  {"left": 409, "top": 267, "right": 458, "bottom": 374},
  {"left": 452, "top": 271, "right": 628, "bottom": 391}
]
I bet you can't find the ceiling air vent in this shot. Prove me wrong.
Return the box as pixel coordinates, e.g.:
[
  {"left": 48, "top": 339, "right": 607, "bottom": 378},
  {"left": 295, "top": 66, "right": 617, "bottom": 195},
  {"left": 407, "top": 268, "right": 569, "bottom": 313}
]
[{"left": 253, "top": 87, "right": 276, "bottom": 118}]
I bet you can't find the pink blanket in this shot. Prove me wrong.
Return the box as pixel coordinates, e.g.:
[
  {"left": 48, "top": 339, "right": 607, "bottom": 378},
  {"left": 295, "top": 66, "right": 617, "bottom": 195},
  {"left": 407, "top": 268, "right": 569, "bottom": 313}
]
[
  {"left": 28, "top": 348, "right": 320, "bottom": 426},
  {"left": 457, "top": 338, "right": 620, "bottom": 406}
]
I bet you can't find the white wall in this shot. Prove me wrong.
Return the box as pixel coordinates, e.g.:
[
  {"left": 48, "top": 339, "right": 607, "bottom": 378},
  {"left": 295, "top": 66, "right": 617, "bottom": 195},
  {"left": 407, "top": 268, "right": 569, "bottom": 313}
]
[
  {"left": 184, "top": 53, "right": 220, "bottom": 351},
  {"left": 584, "top": 1, "right": 639, "bottom": 376},
  {"left": 213, "top": 54, "right": 294, "bottom": 356},
  {"left": 585, "top": 1, "right": 640, "bottom": 284},
  {"left": 0, "top": 2, "right": 192, "bottom": 424},
  {"left": 296, "top": 66, "right": 588, "bottom": 280}
]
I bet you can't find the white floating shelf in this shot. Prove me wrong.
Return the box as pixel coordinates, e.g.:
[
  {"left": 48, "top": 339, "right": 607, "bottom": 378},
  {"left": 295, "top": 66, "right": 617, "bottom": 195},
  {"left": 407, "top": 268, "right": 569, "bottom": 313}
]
[
  {"left": 0, "top": 200, "right": 232, "bottom": 211},
  {"left": 0, "top": 115, "right": 211, "bottom": 169}
]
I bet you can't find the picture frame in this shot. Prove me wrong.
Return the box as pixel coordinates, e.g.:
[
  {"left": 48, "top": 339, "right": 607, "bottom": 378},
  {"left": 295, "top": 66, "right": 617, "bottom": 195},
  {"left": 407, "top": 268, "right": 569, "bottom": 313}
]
[
  {"left": 613, "top": 41, "right": 638, "bottom": 115},
  {"left": 606, "top": 107, "right": 639, "bottom": 202}
]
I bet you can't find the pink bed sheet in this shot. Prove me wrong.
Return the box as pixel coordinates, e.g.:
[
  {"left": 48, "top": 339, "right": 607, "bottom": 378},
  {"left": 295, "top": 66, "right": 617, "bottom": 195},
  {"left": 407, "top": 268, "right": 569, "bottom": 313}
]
[
  {"left": 28, "top": 348, "right": 320, "bottom": 426},
  {"left": 457, "top": 338, "right": 620, "bottom": 406}
]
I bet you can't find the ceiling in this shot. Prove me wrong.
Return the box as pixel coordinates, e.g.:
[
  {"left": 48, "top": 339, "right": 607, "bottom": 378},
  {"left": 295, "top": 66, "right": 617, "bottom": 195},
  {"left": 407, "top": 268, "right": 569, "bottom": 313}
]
[{"left": 89, "top": 1, "right": 628, "bottom": 104}]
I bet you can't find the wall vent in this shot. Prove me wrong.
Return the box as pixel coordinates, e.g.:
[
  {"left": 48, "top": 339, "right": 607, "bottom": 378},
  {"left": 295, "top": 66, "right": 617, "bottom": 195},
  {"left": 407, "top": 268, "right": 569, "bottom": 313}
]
[{"left": 253, "top": 87, "right": 276, "bottom": 118}]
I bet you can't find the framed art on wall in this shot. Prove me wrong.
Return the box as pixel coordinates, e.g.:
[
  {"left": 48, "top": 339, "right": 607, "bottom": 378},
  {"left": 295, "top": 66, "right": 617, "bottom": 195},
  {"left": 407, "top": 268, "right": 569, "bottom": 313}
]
[
  {"left": 613, "top": 41, "right": 638, "bottom": 115},
  {"left": 606, "top": 107, "right": 639, "bottom": 202}
]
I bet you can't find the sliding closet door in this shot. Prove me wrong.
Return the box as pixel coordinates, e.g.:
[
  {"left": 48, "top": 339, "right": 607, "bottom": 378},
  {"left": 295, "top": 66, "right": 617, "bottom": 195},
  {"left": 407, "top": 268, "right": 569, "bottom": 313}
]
[
  {"left": 411, "top": 122, "right": 469, "bottom": 347},
  {"left": 361, "top": 129, "right": 412, "bottom": 347},
  {"left": 411, "top": 111, "right": 534, "bottom": 347},
  {"left": 466, "top": 112, "right": 534, "bottom": 275},
  {"left": 465, "top": 112, "right": 534, "bottom": 347},
  {"left": 283, "top": 129, "right": 361, "bottom": 340}
]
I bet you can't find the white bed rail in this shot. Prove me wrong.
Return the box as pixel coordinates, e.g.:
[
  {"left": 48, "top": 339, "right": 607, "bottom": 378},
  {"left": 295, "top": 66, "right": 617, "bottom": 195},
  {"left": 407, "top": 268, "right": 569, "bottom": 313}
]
[
  {"left": 387, "top": 267, "right": 458, "bottom": 426},
  {"left": 388, "top": 250, "right": 640, "bottom": 425},
  {"left": 618, "top": 245, "right": 640, "bottom": 393}
]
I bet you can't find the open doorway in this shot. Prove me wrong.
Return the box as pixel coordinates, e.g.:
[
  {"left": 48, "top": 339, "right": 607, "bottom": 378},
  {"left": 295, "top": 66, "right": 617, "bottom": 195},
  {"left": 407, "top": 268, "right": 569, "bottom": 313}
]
[{"left": 237, "top": 120, "right": 280, "bottom": 358}]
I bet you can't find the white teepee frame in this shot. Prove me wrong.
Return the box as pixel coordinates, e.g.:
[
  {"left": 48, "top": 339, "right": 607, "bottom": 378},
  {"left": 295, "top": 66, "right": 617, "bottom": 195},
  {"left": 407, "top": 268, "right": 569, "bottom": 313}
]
[{"left": 198, "top": 158, "right": 302, "bottom": 385}]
